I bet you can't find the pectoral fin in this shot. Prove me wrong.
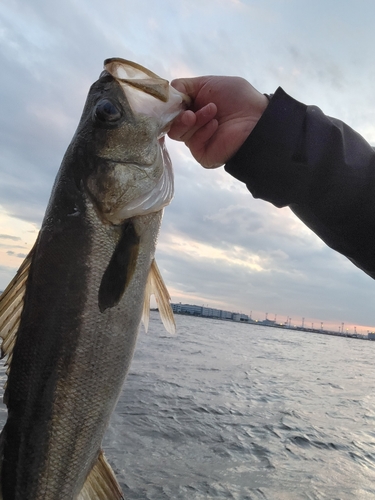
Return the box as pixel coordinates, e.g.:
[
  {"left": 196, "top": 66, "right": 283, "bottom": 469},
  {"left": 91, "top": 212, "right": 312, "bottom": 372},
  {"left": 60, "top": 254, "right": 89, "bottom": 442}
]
[
  {"left": 98, "top": 221, "right": 139, "bottom": 313},
  {"left": 77, "top": 451, "right": 124, "bottom": 500},
  {"left": 142, "top": 259, "right": 176, "bottom": 335}
]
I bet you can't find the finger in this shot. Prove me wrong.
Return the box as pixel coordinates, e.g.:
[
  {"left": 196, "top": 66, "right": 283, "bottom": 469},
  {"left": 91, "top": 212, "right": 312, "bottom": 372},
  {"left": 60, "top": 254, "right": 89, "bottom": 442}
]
[
  {"left": 187, "top": 119, "right": 220, "bottom": 168},
  {"left": 179, "top": 103, "right": 217, "bottom": 142},
  {"left": 170, "top": 77, "right": 209, "bottom": 98},
  {"left": 168, "top": 110, "right": 197, "bottom": 141},
  {"left": 170, "top": 79, "right": 189, "bottom": 94}
]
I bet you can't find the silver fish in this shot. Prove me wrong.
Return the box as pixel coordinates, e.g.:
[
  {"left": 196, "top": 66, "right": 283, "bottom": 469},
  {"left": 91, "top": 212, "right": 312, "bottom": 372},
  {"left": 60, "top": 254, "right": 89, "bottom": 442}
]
[{"left": 0, "top": 58, "right": 188, "bottom": 499}]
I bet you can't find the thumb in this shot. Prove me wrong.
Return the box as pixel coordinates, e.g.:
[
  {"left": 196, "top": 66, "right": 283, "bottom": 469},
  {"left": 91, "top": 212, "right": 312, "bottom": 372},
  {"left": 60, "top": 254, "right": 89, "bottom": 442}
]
[
  {"left": 171, "top": 77, "right": 208, "bottom": 100},
  {"left": 170, "top": 78, "right": 190, "bottom": 94}
]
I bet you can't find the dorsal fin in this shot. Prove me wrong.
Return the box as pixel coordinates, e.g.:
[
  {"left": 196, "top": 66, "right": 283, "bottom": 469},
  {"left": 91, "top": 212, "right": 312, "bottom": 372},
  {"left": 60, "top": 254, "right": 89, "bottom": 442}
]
[
  {"left": 77, "top": 450, "right": 124, "bottom": 500},
  {"left": 142, "top": 259, "right": 176, "bottom": 334},
  {"left": 0, "top": 243, "right": 35, "bottom": 362}
]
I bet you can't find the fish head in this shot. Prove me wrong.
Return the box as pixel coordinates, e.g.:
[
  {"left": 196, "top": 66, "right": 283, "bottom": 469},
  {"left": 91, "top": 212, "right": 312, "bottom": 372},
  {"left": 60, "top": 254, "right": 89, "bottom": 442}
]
[{"left": 76, "top": 58, "right": 190, "bottom": 225}]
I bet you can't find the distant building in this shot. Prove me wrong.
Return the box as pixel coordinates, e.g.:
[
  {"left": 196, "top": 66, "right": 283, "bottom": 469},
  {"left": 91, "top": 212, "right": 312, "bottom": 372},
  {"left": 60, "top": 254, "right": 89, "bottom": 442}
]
[
  {"left": 239, "top": 313, "right": 249, "bottom": 322},
  {"left": 202, "top": 307, "right": 221, "bottom": 318},
  {"left": 220, "top": 310, "right": 233, "bottom": 320},
  {"left": 171, "top": 303, "right": 249, "bottom": 322},
  {"left": 262, "top": 319, "right": 276, "bottom": 326},
  {"left": 170, "top": 303, "right": 374, "bottom": 338},
  {"left": 171, "top": 303, "right": 203, "bottom": 316}
]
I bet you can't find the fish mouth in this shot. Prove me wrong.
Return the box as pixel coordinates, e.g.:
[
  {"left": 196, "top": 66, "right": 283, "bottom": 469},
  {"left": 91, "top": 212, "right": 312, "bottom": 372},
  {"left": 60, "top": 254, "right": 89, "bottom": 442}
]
[{"left": 103, "top": 58, "right": 190, "bottom": 126}]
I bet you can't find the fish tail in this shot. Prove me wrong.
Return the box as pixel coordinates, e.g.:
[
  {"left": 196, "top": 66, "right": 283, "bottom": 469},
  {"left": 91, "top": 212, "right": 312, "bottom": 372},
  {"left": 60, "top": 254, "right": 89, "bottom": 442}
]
[{"left": 78, "top": 450, "right": 124, "bottom": 500}]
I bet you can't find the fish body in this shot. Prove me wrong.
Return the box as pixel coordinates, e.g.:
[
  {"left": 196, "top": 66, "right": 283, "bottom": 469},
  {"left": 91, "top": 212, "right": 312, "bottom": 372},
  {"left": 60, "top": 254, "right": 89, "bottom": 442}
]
[{"left": 0, "top": 59, "right": 186, "bottom": 499}]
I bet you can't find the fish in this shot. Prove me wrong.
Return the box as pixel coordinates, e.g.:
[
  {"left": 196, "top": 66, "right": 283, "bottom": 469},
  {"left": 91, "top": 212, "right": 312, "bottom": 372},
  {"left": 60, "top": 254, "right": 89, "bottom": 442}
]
[{"left": 0, "top": 58, "right": 189, "bottom": 499}]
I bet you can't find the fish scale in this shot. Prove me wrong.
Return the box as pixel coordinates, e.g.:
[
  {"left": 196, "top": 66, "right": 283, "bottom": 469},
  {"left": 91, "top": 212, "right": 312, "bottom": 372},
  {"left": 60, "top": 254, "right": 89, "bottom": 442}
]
[
  {"left": 0, "top": 58, "right": 187, "bottom": 499},
  {"left": 39, "top": 210, "right": 161, "bottom": 498}
]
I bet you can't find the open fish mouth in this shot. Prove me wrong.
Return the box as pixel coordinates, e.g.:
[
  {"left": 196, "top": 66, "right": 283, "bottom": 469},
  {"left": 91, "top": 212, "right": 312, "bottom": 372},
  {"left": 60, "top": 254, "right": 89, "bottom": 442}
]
[{"left": 103, "top": 57, "right": 191, "bottom": 125}]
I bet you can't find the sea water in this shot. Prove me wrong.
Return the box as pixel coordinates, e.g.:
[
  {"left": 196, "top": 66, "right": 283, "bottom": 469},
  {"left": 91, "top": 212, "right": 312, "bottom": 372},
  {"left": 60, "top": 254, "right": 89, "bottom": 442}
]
[
  {"left": 2, "top": 311, "right": 375, "bottom": 499},
  {"left": 105, "top": 312, "right": 375, "bottom": 499}
]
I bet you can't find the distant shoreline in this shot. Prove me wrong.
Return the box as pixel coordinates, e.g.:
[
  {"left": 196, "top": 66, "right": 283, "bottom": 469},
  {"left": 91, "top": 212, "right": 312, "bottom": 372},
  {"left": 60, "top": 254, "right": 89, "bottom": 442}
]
[
  {"left": 172, "top": 310, "right": 369, "bottom": 340},
  {"left": 153, "top": 304, "right": 375, "bottom": 341}
]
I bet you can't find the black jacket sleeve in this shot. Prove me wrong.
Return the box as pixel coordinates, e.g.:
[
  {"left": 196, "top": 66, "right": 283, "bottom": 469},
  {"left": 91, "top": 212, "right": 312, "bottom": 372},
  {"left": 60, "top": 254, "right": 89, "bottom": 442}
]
[{"left": 225, "top": 87, "right": 375, "bottom": 279}]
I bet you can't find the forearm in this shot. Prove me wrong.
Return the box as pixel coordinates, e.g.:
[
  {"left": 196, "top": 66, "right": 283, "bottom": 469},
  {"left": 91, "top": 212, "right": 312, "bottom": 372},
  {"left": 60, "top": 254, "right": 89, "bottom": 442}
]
[{"left": 225, "top": 87, "right": 375, "bottom": 278}]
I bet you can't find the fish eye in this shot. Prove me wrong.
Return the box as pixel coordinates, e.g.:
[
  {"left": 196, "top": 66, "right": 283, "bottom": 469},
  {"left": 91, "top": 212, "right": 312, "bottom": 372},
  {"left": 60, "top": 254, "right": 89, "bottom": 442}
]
[{"left": 94, "top": 99, "right": 122, "bottom": 123}]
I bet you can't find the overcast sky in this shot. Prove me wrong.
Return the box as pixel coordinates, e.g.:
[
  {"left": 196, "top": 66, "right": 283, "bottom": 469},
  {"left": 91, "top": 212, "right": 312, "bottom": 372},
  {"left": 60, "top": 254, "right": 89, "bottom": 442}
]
[{"left": 1, "top": 0, "right": 375, "bottom": 333}]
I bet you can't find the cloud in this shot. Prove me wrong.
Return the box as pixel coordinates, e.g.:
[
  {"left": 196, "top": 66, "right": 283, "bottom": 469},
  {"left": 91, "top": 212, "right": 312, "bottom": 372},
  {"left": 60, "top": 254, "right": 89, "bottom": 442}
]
[
  {"left": 158, "top": 141, "right": 375, "bottom": 329},
  {"left": 1, "top": 0, "right": 375, "bottom": 331},
  {"left": 0, "top": 234, "right": 21, "bottom": 241},
  {"left": 6, "top": 251, "right": 27, "bottom": 258}
]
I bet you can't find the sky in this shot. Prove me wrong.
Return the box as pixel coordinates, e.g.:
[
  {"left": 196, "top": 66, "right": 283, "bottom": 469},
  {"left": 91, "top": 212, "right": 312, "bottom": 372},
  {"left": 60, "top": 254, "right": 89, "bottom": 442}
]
[{"left": 1, "top": 0, "right": 375, "bottom": 334}]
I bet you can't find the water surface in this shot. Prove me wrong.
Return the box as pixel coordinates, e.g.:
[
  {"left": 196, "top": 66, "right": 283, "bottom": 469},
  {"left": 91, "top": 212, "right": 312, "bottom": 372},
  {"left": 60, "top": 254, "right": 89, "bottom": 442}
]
[
  {"left": 1, "top": 312, "right": 375, "bottom": 499},
  {"left": 104, "top": 312, "right": 375, "bottom": 499}
]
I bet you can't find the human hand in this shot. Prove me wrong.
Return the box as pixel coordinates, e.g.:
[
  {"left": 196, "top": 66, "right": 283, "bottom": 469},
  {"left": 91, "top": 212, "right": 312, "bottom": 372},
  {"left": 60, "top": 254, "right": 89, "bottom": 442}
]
[{"left": 168, "top": 76, "right": 269, "bottom": 168}]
